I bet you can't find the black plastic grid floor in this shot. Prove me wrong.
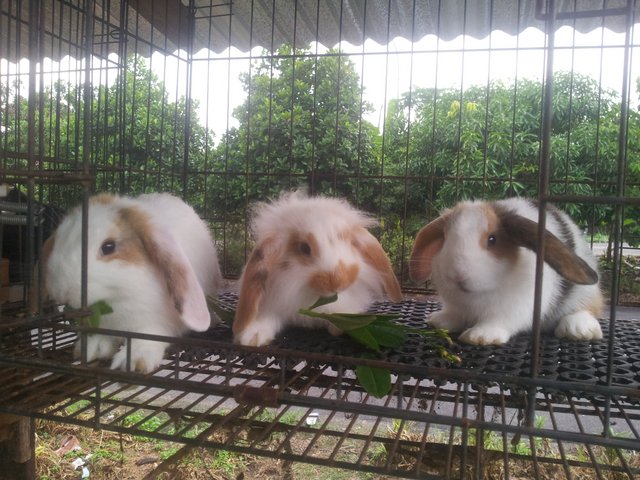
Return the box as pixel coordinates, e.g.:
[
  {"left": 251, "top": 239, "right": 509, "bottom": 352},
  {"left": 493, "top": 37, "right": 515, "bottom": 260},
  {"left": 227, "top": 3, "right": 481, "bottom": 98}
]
[{"left": 202, "top": 293, "right": 640, "bottom": 393}]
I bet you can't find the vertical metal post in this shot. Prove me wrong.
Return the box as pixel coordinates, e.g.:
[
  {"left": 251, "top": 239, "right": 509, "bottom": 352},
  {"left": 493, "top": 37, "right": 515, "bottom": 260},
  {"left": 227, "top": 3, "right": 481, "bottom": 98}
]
[
  {"left": 528, "top": 0, "right": 556, "bottom": 428},
  {"left": 80, "top": 0, "right": 95, "bottom": 365},
  {"left": 182, "top": 1, "right": 196, "bottom": 199},
  {"left": 118, "top": 0, "right": 129, "bottom": 194},
  {"left": 604, "top": 0, "right": 634, "bottom": 436},
  {"left": 25, "top": 0, "right": 40, "bottom": 310}
]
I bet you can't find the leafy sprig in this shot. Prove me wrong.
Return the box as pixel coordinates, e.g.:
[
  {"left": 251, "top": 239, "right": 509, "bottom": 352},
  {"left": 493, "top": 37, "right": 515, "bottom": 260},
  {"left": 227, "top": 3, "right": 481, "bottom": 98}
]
[
  {"left": 299, "top": 295, "right": 460, "bottom": 397},
  {"left": 206, "top": 295, "right": 460, "bottom": 398},
  {"left": 64, "top": 300, "right": 114, "bottom": 328}
]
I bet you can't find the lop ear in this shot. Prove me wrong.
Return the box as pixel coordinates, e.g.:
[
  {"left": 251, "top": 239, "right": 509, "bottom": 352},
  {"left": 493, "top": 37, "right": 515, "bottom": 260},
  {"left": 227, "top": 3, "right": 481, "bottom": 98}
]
[
  {"left": 232, "top": 236, "right": 280, "bottom": 339},
  {"left": 409, "top": 214, "right": 448, "bottom": 284},
  {"left": 122, "top": 207, "right": 211, "bottom": 331},
  {"left": 498, "top": 210, "right": 598, "bottom": 285},
  {"left": 351, "top": 228, "right": 402, "bottom": 301}
]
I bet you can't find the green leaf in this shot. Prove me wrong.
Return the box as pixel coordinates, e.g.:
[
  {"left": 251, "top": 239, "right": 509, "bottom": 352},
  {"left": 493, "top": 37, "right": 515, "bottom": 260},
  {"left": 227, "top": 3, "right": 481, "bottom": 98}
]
[
  {"left": 412, "top": 327, "right": 454, "bottom": 346},
  {"left": 91, "top": 300, "right": 113, "bottom": 316},
  {"left": 334, "top": 312, "right": 401, "bottom": 322},
  {"left": 344, "top": 326, "right": 381, "bottom": 351},
  {"left": 86, "top": 300, "right": 113, "bottom": 328},
  {"left": 367, "top": 320, "right": 406, "bottom": 348},
  {"left": 303, "top": 312, "right": 380, "bottom": 331},
  {"left": 438, "top": 346, "right": 462, "bottom": 364},
  {"left": 306, "top": 293, "right": 338, "bottom": 310},
  {"left": 356, "top": 365, "right": 391, "bottom": 398}
]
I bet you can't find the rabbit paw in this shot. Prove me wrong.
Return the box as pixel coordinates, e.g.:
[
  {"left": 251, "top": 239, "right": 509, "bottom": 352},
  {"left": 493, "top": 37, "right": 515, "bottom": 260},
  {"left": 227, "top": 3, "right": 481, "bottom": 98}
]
[
  {"left": 235, "top": 319, "right": 279, "bottom": 347},
  {"left": 459, "top": 324, "right": 511, "bottom": 345},
  {"left": 74, "top": 334, "right": 119, "bottom": 362},
  {"left": 110, "top": 340, "right": 168, "bottom": 373},
  {"left": 427, "top": 310, "right": 466, "bottom": 332},
  {"left": 555, "top": 312, "right": 603, "bottom": 341}
]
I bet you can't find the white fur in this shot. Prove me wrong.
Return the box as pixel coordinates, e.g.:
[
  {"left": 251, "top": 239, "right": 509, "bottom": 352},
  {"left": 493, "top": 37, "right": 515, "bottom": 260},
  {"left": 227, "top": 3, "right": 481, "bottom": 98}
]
[
  {"left": 234, "top": 191, "right": 401, "bottom": 347},
  {"left": 46, "top": 193, "right": 222, "bottom": 372},
  {"left": 421, "top": 198, "right": 602, "bottom": 345}
]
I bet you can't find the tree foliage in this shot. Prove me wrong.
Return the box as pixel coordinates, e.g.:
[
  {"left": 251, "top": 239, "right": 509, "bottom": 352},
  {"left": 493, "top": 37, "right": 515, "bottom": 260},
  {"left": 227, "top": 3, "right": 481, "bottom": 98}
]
[
  {"left": 383, "top": 71, "right": 639, "bottom": 247},
  {"left": 206, "top": 45, "right": 382, "bottom": 218},
  {"left": 1, "top": 48, "right": 638, "bottom": 275}
]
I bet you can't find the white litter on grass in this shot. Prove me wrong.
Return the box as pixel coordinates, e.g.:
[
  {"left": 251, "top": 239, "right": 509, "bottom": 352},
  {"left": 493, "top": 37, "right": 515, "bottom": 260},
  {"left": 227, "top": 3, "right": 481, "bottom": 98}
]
[
  {"left": 72, "top": 453, "right": 93, "bottom": 477},
  {"left": 305, "top": 412, "right": 319, "bottom": 426}
]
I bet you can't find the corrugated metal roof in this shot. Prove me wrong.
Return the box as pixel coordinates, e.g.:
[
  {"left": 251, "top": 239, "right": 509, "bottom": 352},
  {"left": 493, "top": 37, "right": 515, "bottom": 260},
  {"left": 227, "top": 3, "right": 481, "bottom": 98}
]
[
  {"left": 196, "top": 0, "right": 637, "bottom": 53},
  {"left": 0, "top": 0, "right": 636, "bottom": 61}
]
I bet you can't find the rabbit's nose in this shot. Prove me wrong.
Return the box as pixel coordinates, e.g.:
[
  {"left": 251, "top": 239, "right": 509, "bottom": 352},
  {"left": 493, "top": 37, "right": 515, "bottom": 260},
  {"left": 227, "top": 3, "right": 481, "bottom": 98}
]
[
  {"left": 449, "top": 270, "right": 471, "bottom": 292},
  {"left": 309, "top": 261, "right": 359, "bottom": 295}
]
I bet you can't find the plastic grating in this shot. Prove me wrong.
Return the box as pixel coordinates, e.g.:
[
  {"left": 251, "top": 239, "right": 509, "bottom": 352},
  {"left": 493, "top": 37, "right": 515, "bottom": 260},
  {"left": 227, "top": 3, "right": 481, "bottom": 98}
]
[
  {"left": 1, "top": 296, "right": 640, "bottom": 478},
  {"left": 201, "top": 293, "right": 640, "bottom": 394},
  {"left": 1, "top": 294, "right": 639, "bottom": 398}
]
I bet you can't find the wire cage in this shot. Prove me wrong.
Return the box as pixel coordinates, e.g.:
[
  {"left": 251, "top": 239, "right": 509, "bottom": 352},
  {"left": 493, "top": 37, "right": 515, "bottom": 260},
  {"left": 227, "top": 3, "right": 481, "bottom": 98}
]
[{"left": 1, "top": 0, "right": 640, "bottom": 478}]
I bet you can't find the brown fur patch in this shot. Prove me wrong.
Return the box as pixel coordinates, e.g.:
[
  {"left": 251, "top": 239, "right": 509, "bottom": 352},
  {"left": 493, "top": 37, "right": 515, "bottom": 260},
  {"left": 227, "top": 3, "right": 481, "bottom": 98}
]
[
  {"left": 309, "top": 260, "right": 359, "bottom": 296},
  {"left": 349, "top": 227, "right": 402, "bottom": 301},
  {"left": 586, "top": 289, "right": 604, "bottom": 317},
  {"left": 233, "top": 237, "right": 278, "bottom": 337},
  {"left": 497, "top": 208, "right": 598, "bottom": 285},
  {"left": 286, "top": 231, "right": 319, "bottom": 266},
  {"left": 99, "top": 207, "right": 147, "bottom": 265},
  {"left": 482, "top": 205, "right": 519, "bottom": 262},
  {"left": 549, "top": 251, "right": 598, "bottom": 285},
  {"left": 90, "top": 193, "right": 117, "bottom": 205},
  {"left": 115, "top": 206, "right": 190, "bottom": 315},
  {"left": 409, "top": 214, "right": 449, "bottom": 283}
]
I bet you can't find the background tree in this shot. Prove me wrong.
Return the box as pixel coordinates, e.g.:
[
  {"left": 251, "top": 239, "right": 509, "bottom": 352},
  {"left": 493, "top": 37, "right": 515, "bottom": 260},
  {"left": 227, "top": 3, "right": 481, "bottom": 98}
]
[
  {"left": 206, "top": 45, "right": 382, "bottom": 220},
  {"left": 91, "top": 56, "right": 215, "bottom": 209},
  {"left": 383, "top": 72, "right": 637, "bottom": 242}
]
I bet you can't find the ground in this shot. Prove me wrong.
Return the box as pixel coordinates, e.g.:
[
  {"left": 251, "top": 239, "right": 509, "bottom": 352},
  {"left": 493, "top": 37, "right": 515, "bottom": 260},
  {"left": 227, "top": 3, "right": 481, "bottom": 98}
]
[
  {"left": 36, "top": 418, "right": 395, "bottom": 480},
  {"left": 35, "top": 413, "right": 639, "bottom": 480}
]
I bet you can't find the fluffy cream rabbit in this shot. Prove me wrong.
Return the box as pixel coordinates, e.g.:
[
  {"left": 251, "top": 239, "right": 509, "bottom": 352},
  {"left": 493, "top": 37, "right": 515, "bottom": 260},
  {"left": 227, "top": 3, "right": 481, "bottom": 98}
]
[
  {"left": 233, "top": 191, "right": 402, "bottom": 347},
  {"left": 42, "top": 193, "right": 222, "bottom": 372}
]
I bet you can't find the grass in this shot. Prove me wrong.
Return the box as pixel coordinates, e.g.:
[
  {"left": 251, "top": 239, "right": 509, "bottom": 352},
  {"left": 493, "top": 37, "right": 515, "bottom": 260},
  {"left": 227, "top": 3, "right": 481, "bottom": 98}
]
[
  {"left": 35, "top": 411, "right": 640, "bottom": 480},
  {"left": 37, "top": 396, "right": 640, "bottom": 479},
  {"left": 34, "top": 402, "right": 400, "bottom": 480},
  {"left": 210, "top": 449, "right": 247, "bottom": 477}
]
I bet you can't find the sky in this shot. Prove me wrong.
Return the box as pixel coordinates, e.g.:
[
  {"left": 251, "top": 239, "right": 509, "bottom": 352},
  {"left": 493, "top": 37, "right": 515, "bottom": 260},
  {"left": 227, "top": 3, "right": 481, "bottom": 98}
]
[
  {"left": 180, "top": 25, "right": 636, "bottom": 139},
  {"left": 1, "top": 25, "right": 636, "bottom": 141}
]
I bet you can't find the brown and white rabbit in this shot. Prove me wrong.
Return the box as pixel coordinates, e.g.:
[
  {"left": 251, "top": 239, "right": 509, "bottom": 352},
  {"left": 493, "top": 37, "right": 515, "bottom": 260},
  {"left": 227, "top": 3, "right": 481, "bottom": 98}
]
[
  {"left": 233, "top": 190, "right": 402, "bottom": 346},
  {"left": 409, "top": 197, "right": 603, "bottom": 345},
  {"left": 42, "top": 193, "right": 222, "bottom": 372}
]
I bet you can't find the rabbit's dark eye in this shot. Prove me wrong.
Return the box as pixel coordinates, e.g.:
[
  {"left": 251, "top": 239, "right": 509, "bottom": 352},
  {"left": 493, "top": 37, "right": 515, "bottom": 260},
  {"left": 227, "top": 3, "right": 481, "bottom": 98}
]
[
  {"left": 101, "top": 240, "right": 116, "bottom": 256},
  {"left": 299, "top": 241, "right": 312, "bottom": 256},
  {"left": 487, "top": 234, "right": 497, "bottom": 247}
]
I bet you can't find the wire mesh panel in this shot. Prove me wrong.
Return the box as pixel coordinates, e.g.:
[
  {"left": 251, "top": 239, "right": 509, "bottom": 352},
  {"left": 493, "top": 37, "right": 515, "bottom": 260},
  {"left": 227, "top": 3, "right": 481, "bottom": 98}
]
[{"left": 1, "top": 0, "right": 640, "bottom": 479}]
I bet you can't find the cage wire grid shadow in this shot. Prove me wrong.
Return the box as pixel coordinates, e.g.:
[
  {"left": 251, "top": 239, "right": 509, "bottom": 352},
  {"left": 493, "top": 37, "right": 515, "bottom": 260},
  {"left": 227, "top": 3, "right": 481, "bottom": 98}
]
[{"left": 1, "top": 0, "right": 640, "bottom": 479}]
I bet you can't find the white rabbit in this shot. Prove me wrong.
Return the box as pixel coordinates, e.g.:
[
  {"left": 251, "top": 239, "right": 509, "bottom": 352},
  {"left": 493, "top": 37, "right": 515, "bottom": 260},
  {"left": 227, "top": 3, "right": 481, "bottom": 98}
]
[
  {"left": 409, "top": 197, "right": 603, "bottom": 345},
  {"left": 41, "top": 192, "right": 222, "bottom": 372},
  {"left": 233, "top": 190, "right": 402, "bottom": 347}
]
